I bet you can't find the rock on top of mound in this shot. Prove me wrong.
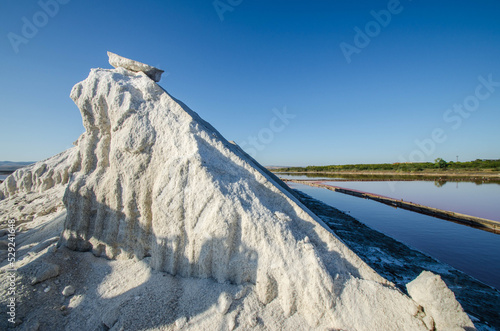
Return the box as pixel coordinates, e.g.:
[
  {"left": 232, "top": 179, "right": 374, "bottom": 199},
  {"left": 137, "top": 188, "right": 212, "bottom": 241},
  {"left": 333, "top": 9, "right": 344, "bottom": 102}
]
[{"left": 107, "top": 51, "right": 164, "bottom": 82}]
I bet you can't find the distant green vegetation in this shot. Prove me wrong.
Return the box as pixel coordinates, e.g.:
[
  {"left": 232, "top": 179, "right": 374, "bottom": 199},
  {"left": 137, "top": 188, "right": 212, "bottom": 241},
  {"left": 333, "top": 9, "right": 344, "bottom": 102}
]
[{"left": 274, "top": 158, "right": 500, "bottom": 173}]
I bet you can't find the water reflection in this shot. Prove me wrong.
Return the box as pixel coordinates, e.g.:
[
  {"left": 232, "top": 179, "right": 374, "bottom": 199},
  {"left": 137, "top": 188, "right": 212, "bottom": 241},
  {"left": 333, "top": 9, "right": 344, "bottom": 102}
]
[
  {"left": 278, "top": 173, "right": 500, "bottom": 222},
  {"left": 434, "top": 180, "right": 447, "bottom": 187},
  {"left": 289, "top": 182, "right": 500, "bottom": 291},
  {"left": 275, "top": 172, "right": 500, "bottom": 185}
]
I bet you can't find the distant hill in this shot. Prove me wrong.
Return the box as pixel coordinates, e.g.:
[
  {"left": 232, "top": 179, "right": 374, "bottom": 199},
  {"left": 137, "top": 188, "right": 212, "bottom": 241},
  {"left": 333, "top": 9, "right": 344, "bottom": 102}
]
[{"left": 0, "top": 161, "right": 34, "bottom": 172}]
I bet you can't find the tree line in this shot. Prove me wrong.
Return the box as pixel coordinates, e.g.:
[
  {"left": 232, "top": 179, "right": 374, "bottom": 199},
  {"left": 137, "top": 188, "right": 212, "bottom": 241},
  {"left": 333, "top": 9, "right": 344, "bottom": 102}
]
[{"left": 274, "top": 158, "right": 500, "bottom": 173}]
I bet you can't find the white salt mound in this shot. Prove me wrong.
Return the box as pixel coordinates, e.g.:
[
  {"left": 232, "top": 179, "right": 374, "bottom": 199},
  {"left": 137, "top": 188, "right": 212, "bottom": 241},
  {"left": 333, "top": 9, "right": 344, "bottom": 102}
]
[
  {"left": 0, "top": 148, "right": 79, "bottom": 200},
  {"left": 407, "top": 271, "right": 476, "bottom": 330},
  {"left": 0, "top": 52, "right": 475, "bottom": 330}
]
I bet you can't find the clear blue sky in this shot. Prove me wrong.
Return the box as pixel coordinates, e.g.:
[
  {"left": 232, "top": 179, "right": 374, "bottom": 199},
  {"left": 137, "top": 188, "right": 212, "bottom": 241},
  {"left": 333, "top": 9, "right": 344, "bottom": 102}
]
[{"left": 1, "top": 0, "right": 499, "bottom": 166}]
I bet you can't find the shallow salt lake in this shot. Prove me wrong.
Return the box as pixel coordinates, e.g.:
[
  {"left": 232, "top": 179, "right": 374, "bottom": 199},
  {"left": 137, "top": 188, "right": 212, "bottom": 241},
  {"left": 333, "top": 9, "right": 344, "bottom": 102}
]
[
  {"left": 288, "top": 181, "right": 500, "bottom": 291},
  {"left": 322, "top": 180, "right": 500, "bottom": 222},
  {"left": 278, "top": 173, "right": 500, "bottom": 222}
]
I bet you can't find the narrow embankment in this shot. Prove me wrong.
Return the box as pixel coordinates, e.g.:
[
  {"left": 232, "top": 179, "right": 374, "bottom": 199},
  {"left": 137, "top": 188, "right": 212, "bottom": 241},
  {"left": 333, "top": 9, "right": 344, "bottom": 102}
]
[{"left": 283, "top": 179, "right": 500, "bottom": 235}]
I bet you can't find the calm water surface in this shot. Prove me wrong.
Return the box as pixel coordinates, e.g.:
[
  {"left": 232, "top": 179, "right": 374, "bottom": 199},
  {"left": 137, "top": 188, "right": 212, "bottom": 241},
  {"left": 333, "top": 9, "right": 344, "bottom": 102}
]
[
  {"left": 279, "top": 174, "right": 500, "bottom": 221},
  {"left": 323, "top": 180, "right": 500, "bottom": 222},
  {"left": 287, "top": 181, "right": 500, "bottom": 291}
]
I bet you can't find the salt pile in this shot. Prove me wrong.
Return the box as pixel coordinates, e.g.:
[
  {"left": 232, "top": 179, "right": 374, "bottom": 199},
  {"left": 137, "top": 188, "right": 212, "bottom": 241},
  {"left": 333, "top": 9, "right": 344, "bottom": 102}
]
[{"left": 0, "top": 53, "right": 475, "bottom": 330}]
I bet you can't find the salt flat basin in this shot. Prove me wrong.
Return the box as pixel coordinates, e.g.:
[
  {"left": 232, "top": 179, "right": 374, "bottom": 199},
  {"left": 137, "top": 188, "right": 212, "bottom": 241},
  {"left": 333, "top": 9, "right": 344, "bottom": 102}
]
[
  {"left": 288, "top": 182, "right": 500, "bottom": 291},
  {"left": 321, "top": 180, "right": 500, "bottom": 222},
  {"left": 278, "top": 173, "right": 500, "bottom": 222}
]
